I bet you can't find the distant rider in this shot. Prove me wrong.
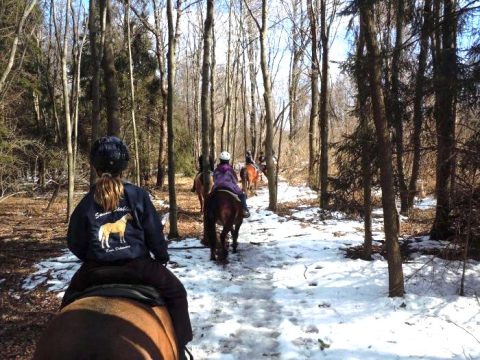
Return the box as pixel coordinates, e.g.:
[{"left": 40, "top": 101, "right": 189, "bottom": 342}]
[
  {"left": 245, "top": 150, "right": 260, "bottom": 172},
  {"left": 191, "top": 153, "right": 214, "bottom": 192},
  {"left": 212, "top": 151, "right": 250, "bottom": 218}
]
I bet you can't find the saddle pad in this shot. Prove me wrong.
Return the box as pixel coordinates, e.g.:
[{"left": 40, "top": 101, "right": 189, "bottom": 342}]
[
  {"left": 67, "top": 283, "right": 166, "bottom": 307},
  {"left": 216, "top": 189, "right": 241, "bottom": 202}
]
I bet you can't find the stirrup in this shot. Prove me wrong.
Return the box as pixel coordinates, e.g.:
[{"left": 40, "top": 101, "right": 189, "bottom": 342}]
[{"left": 243, "top": 209, "right": 251, "bottom": 218}]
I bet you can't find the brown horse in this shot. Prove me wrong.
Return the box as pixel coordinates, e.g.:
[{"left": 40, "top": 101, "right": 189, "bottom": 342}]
[
  {"left": 204, "top": 190, "right": 244, "bottom": 262},
  {"left": 240, "top": 164, "right": 260, "bottom": 196},
  {"left": 33, "top": 296, "right": 179, "bottom": 360},
  {"left": 194, "top": 172, "right": 213, "bottom": 213}
]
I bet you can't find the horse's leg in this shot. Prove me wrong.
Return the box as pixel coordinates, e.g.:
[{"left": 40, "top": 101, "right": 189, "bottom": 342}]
[
  {"left": 198, "top": 194, "right": 203, "bottom": 213},
  {"left": 231, "top": 224, "right": 240, "bottom": 253}
]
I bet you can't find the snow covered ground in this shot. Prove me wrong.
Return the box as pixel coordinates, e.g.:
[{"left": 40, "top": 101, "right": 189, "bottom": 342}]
[{"left": 22, "top": 183, "right": 480, "bottom": 360}]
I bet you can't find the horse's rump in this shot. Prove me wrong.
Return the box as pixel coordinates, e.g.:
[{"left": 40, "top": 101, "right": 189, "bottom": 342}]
[
  {"left": 204, "top": 190, "right": 244, "bottom": 261},
  {"left": 34, "top": 296, "right": 178, "bottom": 360}
]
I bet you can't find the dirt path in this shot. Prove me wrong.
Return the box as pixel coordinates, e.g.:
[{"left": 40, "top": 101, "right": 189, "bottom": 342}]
[{"left": 0, "top": 177, "right": 203, "bottom": 359}]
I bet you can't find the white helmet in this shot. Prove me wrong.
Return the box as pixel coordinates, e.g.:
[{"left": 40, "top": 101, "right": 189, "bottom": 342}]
[{"left": 219, "top": 151, "right": 231, "bottom": 161}]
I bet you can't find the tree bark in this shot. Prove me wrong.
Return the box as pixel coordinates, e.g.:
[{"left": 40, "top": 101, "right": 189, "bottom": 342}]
[
  {"left": 0, "top": 0, "right": 37, "bottom": 94},
  {"left": 150, "top": 0, "right": 168, "bottom": 188},
  {"left": 390, "top": 0, "right": 408, "bottom": 214},
  {"left": 360, "top": 0, "right": 405, "bottom": 296},
  {"left": 100, "top": 0, "right": 120, "bottom": 136},
  {"left": 201, "top": 0, "right": 214, "bottom": 195},
  {"left": 407, "top": 0, "right": 432, "bottom": 211},
  {"left": 89, "top": 0, "right": 101, "bottom": 185},
  {"left": 319, "top": 0, "right": 329, "bottom": 208},
  {"left": 166, "top": 0, "right": 182, "bottom": 238},
  {"left": 53, "top": 0, "right": 75, "bottom": 222},
  {"left": 247, "top": 17, "right": 258, "bottom": 157},
  {"left": 258, "top": 1, "right": 277, "bottom": 211},
  {"left": 307, "top": 0, "right": 319, "bottom": 189},
  {"left": 125, "top": 0, "right": 141, "bottom": 186},
  {"left": 209, "top": 16, "right": 216, "bottom": 160},
  {"left": 355, "top": 26, "right": 373, "bottom": 260},
  {"left": 430, "top": 0, "right": 457, "bottom": 240}
]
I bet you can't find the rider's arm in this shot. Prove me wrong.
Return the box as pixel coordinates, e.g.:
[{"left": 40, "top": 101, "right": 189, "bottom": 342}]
[
  {"left": 229, "top": 167, "right": 239, "bottom": 182},
  {"left": 141, "top": 190, "right": 170, "bottom": 264},
  {"left": 67, "top": 197, "right": 90, "bottom": 261}
]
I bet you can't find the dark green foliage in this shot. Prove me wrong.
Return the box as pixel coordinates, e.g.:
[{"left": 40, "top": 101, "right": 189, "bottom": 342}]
[
  {"left": 331, "top": 124, "right": 380, "bottom": 214},
  {"left": 173, "top": 114, "right": 195, "bottom": 178}
]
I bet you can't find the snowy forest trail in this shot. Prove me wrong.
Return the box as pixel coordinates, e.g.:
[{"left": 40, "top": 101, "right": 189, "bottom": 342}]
[{"left": 23, "top": 182, "right": 480, "bottom": 359}]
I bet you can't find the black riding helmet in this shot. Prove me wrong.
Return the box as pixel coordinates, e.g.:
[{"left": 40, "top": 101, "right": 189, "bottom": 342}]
[{"left": 90, "top": 136, "right": 129, "bottom": 175}]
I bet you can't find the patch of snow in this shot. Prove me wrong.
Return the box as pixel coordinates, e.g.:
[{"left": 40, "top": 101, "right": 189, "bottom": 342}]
[
  {"left": 414, "top": 196, "right": 437, "bottom": 210},
  {"left": 21, "top": 183, "right": 480, "bottom": 360}
]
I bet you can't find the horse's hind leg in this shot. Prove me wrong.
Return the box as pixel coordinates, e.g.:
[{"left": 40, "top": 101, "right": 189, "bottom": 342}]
[
  {"left": 198, "top": 194, "right": 203, "bottom": 213},
  {"left": 231, "top": 224, "right": 241, "bottom": 253},
  {"left": 219, "top": 223, "right": 233, "bottom": 261}
]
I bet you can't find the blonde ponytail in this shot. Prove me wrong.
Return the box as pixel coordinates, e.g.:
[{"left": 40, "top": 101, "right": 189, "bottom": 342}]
[{"left": 94, "top": 173, "right": 124, "bottom": 212}]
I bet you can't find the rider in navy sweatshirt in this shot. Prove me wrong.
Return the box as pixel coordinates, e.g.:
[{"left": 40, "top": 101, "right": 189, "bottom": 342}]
[{"left": 62, "top": 136, "right": 192, "bottom": 359}]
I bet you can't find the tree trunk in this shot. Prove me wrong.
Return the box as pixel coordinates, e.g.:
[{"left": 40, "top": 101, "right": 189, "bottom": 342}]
[
  {"left": 356, "top": 26, "right": 373, "bottom": 260},
  {"left": 307, "top": 0, "right": 319, "bottom": 189},
  {"left": 258, "top": 1, "right": 277, "bottom": 211},
  {"left": 288, "top": 0, "right": 304, "bottom": 141},
  {"left": 319, "top": 0, "right": 329, "bottom": 208},
  {"left": 53, "top": 0, "right": 75, "bottom": 222},
  {"left": 408, "top": 0, "right": 432, "bottom": 211},
  {"left": 430, "top": 0, "right": 457, "bottom": 240},
  {"left": 166, "top": 0, "right": 182, "bottom": 238},
  {"left": 390, "top": 0, "right": 408, "bottom": 214},
  {"left": 247, "top": 18, "right": 258, "bottom": 157},
  {"left": 0, "top": 0, "right": 37, "bottom": 94},
  {"left": 89, "top": 0, "right": 101, "bottom": 185},
  {"left": 360, "top": 0, "right": 405, "bottom": 296},
  {"left": 100, "top": 0, "right": 120, "bottom": 136},
  {"left": 209, "top": 16, "right": 216, "bottom": 160},
  {"left": 201, "top": 0, "right": 214, "bottom": 195},
  {"left": 125, "top": 0, "right": 141, "bottom": 186},
  {"left": 151, "top": 0, "right": 168, "bottom": 188}
]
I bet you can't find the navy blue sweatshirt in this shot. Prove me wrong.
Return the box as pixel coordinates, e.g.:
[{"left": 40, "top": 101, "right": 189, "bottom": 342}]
[{"left": 67, "top": 182, "right": 169, "bottom": 264}]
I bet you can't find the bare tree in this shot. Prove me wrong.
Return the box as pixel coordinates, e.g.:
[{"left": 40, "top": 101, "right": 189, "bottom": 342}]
[
  {"left": 209, "top": 13, "right": 216, "bottom": 160},
  {"left": 285, "top": 0, "right": 307, "bottom": 141},
  {"left": 89, "top": 0, "right": 101, "bottom": 185},
  {"left": 360, "top": 0, "right": 405, "bottom": 297},
  {"left": 355, "top": 26, "right": 373, "bottom": 260},
  {"left": 245, "top": 0, "right": 277, "bottom": 211},
  {"left": 166, "top": 0, "right": 183, "bottom": 238},
  {"left": 407, "top": 0, "right": 433, "bottom": 211},
  {"left": 201, "top": 0, "right": 214, "bottom": 194},
  {"left": 390, "top": 0, "right": 408, "bottom": 214},
  {"left": 246, "top": 13, "right": 258, "bottom": 157},
  {"left": 221, "top": 1, "right": 233, "bottom": 152},
  {"left": 0, "top": 0, "right": 37, "bottom": 95},
  {"left": 125, "top": 0, "right": 141, "bottom": 186},
  {"left": 430, "top": 0, "right": 457, "bottom": 240},
  {"left": 307, "top": 0, "right": 319, "bottom": 189},
  {"left": 52, "top": 0, "right": 75, "bottom": 221},
  {"left": 100, "top": 0, "right": 120, "bottom": 136}
]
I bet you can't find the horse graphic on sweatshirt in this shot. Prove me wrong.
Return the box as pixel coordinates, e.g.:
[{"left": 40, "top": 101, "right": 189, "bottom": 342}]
[{"left": 98, "top": 213, "right": 133, "bottom": 249}]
